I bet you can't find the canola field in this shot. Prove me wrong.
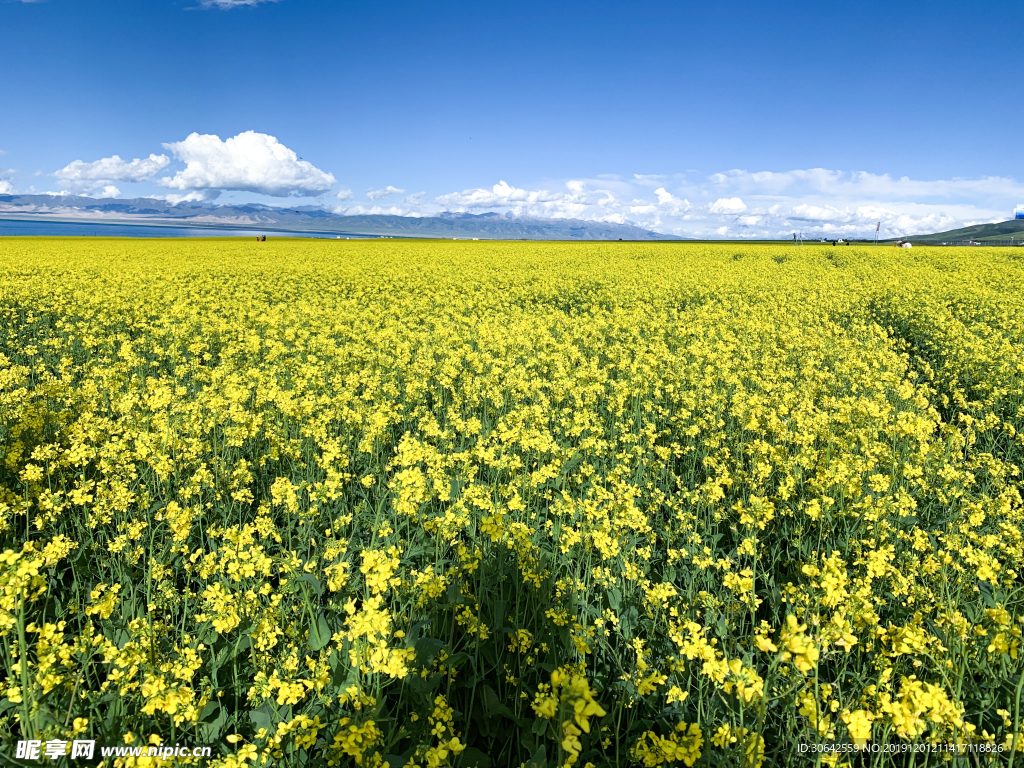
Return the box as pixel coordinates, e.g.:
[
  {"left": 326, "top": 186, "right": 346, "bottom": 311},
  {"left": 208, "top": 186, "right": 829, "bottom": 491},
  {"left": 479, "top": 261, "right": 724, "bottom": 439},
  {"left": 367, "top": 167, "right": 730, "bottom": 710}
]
[{"left": 1, "top": 238, "right": 1023, "bottom": 767}]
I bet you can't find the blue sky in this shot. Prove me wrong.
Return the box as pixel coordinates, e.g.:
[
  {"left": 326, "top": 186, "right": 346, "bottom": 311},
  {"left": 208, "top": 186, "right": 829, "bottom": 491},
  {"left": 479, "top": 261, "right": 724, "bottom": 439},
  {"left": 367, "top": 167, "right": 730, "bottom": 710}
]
[{"left": 1, "top": 0, "right": 1021, "bottom": 237}]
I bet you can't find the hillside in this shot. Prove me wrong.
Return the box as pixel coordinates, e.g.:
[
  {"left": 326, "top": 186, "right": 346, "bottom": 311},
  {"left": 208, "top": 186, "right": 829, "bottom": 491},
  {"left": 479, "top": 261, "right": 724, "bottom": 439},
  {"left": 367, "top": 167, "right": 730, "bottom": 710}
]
[{"left": 906, "top": 218, "right": 1024, "bottom": 243}]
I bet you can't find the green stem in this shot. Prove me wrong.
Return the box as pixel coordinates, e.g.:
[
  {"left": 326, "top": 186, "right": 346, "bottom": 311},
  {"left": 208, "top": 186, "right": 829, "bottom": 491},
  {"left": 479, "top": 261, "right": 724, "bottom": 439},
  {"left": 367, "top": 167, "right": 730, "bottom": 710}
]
[{"left": 1009, "top": 671, "right": 1024, "bottom": 768}]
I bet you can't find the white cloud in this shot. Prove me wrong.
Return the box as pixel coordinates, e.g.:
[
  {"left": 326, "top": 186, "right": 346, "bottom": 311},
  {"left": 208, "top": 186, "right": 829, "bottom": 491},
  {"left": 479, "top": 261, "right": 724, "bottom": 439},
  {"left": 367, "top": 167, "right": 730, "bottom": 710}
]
[
  {"left": 198, "top": 0, "right": 280, "bottom": 8},
  {"left": 654, "top": 187, "right": 690, "bottom": 214},
  {"left": 366, "top": 185, "right": 405, "bottom": 201},
  {"left": 50, "top": 153, "right": 169, "bottom": 196},
  {"left": 0, "top": 181, "right": 14, "bottom": 194},
  {"left": 709, "top": 197, "right": 747, "bottom": 214},
  {"left": 436, "top": 180, "right": 558, "bottom": 208},
  {"left": 706, "top": 168, "right": 1024, "bottom": 201},
  {"left": 435, "top": 180, "right": 592, "bottom": 218},
  {"left": 160, "top": 131, "right": 334, "bottom": 197},
  {"left": 335, "top": 204, "right": 422, "bottom": 217},
  {"left": 419, "top": 169, "right": 1021, "bottom": 238},
  {"left": 435, "top": 180, "right": 634, "bottom": 223},
  {"left": 0, "top": 150, "right": 6, "bottom": 156},
  {"left": 633, "top": 174, "right": 666, "bottom": 187},
  {"left": 12, "top": 152, "right": 1021, "bottom": 239},
  {"left": 161, "top": 190, "right": 222, "bottom": 204},
  {"left": 55, "top": 154, "right": 169, "bottom": 183}
]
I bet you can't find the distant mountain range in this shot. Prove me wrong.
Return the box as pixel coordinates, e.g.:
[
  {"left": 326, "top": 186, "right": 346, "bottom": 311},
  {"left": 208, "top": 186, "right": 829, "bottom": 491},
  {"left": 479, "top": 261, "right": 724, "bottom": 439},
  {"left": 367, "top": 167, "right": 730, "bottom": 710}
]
[
  {"left": 903, "top": 218, "right": 1024, "bottom": 244},
  {"left": 0, "top": 194, "right": 683, "bottom": 241}
]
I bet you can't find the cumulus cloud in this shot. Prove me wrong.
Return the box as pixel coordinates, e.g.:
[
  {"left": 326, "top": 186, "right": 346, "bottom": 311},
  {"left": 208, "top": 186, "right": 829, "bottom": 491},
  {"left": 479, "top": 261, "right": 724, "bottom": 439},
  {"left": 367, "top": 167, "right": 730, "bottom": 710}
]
[
  {"left": 50, "top": 153, "right": 169, "bottom": 195},
  {"left": 436, "top": 180, "right": 561, "bottom": 208},
  {"left": 335, "top": 204, "right": 422, "bottom": 217},
  {"left": 781, "top": 203, "right": 962, "bottom": 237},
  {"left": 160, "top": 131, "right": 335, "bottom": 197},
  {"left": 654, "top": 187, "right": 691, "bottom": 214},
  {"left": 435, "top": 180, "right": 588, "bottom": 218},
  {"left": 629, "top": 202, "right": 657, "bottom": 215},
  {"left": 366, "top": 185, "right": 405, "bottom": 201},
  {"left": 686, "top": 168, "right": 1024, "bottom": 237},
  {"left": 418, "top": 169, "right": 1021, "bottom": 239},
  {"left": 709, "top": 197, "right": 747, "bottom": 214},
  {"left": 0, "top": 162, "right": 12, "bottom": 196},
  {"left": 55, "top": 154, "right": 169, "bottom": 183},
  {"left": 161, "top": 190, "right": 222, "bottom": 204},
  {"left": 436, "top": 180, "right": 632, "bottom": 223},
  {"left": 15, "top": 151, "right": 1019, "bottom": 239}
]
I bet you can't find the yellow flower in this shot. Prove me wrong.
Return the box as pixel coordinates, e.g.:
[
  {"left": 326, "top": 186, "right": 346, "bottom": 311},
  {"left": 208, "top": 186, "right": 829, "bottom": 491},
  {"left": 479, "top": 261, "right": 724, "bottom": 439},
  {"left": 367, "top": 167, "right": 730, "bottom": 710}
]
[{"left": 842, "top": 709, "right": 874, "bottom": 747}]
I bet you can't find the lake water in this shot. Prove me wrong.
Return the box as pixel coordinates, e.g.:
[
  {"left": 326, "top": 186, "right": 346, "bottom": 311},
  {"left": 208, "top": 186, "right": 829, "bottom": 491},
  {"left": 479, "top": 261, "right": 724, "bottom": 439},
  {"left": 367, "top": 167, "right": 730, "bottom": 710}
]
[{"left": 0, "top": 218, "right": 365, "bottom": 238}]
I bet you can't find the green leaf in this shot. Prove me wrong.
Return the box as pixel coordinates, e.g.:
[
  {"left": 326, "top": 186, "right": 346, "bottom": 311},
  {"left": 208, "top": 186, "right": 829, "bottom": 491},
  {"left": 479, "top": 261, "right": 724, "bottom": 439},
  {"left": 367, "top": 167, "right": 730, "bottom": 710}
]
[
  {"left": 619, "top": 605, "right": 638, "bottom": 639},
  {"left": 607, "top": 588, "right": 622, "bottom": 612},
  {"left": 308, "top": 613, "right": 331, "bottom": 651},
  {"left": 482, "top": 684, "right": 515, "bottom": 719},
  {"left": 249, "top": 701, "right": 277, "bottom": 731},
  {"left": 978, "top": 580, "right": 996, "bottom": 609},
  {"left": 198, "top": 701, "right": 220, "bottom": 723},
  {"left": 199, "top": 703, "right": 228, "bottom": 742},
  {"left": 457, "top": 747, "right": 493, "bottom": 768},
  {"left": 384, "top": 751, "right": 417, "bottom": 768},
  {"left": 295, "top": 573, "right": 324, "bottom": 596},
  {"left": 526, "top": 744, "right": 547, "bottom": 768},
  {"left": 415, "top": 637, "right": 446, "bottom": 666},
  {"left": 448, "top": 651, "right": 472, "bottom": 668}
]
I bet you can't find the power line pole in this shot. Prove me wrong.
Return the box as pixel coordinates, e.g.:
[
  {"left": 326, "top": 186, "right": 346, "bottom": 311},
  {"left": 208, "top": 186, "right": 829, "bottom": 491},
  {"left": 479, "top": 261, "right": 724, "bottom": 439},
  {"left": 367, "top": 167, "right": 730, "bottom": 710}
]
[{"left": 873, "top": 221, "right": 880, "bottom": 246}]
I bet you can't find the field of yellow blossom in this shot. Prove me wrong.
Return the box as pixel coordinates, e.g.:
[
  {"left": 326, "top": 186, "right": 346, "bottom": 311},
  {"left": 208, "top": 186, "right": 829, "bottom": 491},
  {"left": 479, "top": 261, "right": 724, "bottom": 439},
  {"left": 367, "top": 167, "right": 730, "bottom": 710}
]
[{"left": 1, "top": 237, "right": 1023, "bottom": 767}]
